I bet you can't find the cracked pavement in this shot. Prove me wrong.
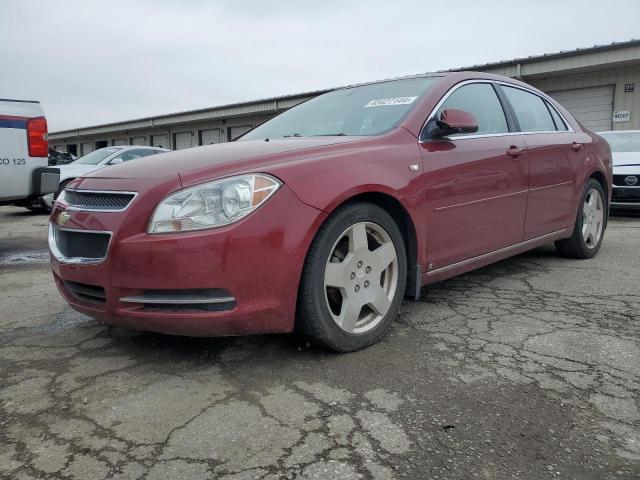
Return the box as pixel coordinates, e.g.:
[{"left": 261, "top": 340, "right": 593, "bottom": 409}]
[{"left": 1, "top": 206, "right": 639, "bottom": 479}]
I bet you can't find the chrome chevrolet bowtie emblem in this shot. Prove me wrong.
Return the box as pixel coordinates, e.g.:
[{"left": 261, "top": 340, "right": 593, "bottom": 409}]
[
  {"left": 624, "top": 175, "right": 638, "bottom": 186},
  {"left": 57, "top": 211, "right": 71, "bottom": 227}
]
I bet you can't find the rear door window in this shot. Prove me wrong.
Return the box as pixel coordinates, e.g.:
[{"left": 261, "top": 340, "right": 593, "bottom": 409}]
[
  {"left": 436, "top": 83, "right": 509, "bottom": 136},
  {"left": 502, "top": 86, "right": 556, "bottom": 132}
]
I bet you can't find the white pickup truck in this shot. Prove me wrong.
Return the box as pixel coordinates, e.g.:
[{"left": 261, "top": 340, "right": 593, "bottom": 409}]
[{"left": 0, "top": 98, "right": 59, "bottom": 207}]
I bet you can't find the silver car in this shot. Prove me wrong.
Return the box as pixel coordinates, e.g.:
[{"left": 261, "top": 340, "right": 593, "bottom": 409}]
[
  {"left": 36, "top": 145, "right": 169, "bottom": 210},
  {"left": 597, "top": 130, "right": 640, "bottom": 210}
]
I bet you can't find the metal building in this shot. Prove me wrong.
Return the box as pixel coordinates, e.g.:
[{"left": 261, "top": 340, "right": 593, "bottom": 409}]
[{"left": 49, "top": 39, "right": 640, "bottom": 155}]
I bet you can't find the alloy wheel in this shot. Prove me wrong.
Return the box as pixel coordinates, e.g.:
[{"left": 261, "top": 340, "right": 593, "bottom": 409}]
[
  {"left": 323, "top": 221, "right": 399, "bottom": 334},
  {"left": 582, "top": 188, "right": 604, "bottom": 249}
]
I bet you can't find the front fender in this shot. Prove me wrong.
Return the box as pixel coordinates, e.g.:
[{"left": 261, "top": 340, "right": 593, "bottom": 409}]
[{"left": 267, "top": 130, "right": 427, "bottom": 273}]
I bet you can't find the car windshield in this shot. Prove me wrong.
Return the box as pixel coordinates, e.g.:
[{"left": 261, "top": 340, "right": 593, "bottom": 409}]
[
  {"left": 599, "top": 132, "right": 640, "bottom": 153},
  {"left": 241, "top": 77, "right": 439, "bottom": 140},
  {"left": 73, "top": 147, "right": 121, "bottom": 165}
]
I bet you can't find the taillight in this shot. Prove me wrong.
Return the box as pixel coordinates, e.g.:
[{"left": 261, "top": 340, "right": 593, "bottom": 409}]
[{"left": 27, "top": 116, "right": 48, "bottom": 157}]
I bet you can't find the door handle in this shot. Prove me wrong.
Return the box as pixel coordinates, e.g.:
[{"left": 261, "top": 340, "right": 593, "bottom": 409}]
[
  {"left": 506, "top": 145, "right": 525, "bottom": 158},
  {"left": 571, "top": 142, "right": 582, "bottom": 151}
]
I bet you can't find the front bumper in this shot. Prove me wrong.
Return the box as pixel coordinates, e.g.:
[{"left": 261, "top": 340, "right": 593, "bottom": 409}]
[
  {"left": 611, "top": 185, "right": 640, "bottom": 209},
  {"left": 50, "top": 183, "right": 326, "bottom": 336}
]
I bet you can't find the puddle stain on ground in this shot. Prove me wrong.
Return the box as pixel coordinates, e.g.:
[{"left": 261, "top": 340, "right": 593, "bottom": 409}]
[{"left": 0, "top": 249, "right": 50, "bottom": 267}]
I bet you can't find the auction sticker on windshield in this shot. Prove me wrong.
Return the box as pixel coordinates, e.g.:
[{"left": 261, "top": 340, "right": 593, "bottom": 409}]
[{"left": 364, "top": 96, "right": 417, "bottom": 108}]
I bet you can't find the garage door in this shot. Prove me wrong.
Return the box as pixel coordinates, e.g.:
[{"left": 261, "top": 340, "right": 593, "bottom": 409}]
[
  {"left": 229, "top": 125, "right": 252, "bottom": 141},
  {"left": 130, "top": 136, "right": 146, "bottom": 146},
  {"left": 200, "top": 128, "right": 221, "bottom": 145},
  {"left": 112, "top": 138, "right": 127, "bottom": 146},
  {"left": 81, "top": 142, "right": 93, "bottom": 155},
  {"left": 548, "top": 85, "right": 614, "bottom": 132},
  {"left": 151, "top": 134, "right": 169, "bottom": 149},
  {"left": 174, "top": 131, "right": 193, "bottom": 150}
]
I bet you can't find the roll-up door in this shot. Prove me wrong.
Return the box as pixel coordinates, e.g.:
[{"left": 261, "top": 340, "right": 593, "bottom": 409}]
[
  {"left": 200, "top": 128, "right": 221, "bottom": 145},
  {"left": 174, "top": 131, "right": 193, "bottom": 150},
  {"left": 81, "top": 142, "right": 93, "bottom": 155},
  {"left": 548, "top": 85, "right": 614, "bottom": 132},
  {"left": 151, "top": 134, "right": 169, "bottom": 149},
  {"left": 130, "top": 136, "right": 146, "bottom": 146},
  {"left": 229, "top": 125, "right": 252, "bottom": 141},
  {"left": 112, "top": 138, "right": 127, "bottom": 146}
]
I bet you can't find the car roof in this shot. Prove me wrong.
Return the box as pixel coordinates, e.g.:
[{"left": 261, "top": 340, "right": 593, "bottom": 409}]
[
  {"left": 334, "top": 71, "right": 537, "bottom": 90},
  {"left": 335, "top": 73, "right": 445, "bottom": 91}
]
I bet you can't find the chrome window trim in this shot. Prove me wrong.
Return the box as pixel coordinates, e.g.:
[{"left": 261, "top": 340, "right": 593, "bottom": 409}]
[
  {"left": 61, "top": 189, "right": 138, "bottom": 213},
  {"left": 418, "top": 79, "right": 575, "bottom": 142},
  {"left": 48, "top": 223, "right": 113, "bottom": 265}
]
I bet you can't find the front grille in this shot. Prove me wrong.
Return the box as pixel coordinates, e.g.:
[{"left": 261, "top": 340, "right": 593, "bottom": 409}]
[
  {"left": 64, "top": 189, "right": 136, "bottom": 211},
  {"left": 612, "top": 197, "right": 640, "bottom": 204},
  {"left": 53, "top": 228, "right": 111, "bottom": 260},
  {"left": 612, "top": 186, "right": 640, "bottom": 203},
  {"left": 613, "top": 175, "right": 640, "bottom": 187},
  {"left": 63, "top": 280, "right": 106, "bottom": 304}
]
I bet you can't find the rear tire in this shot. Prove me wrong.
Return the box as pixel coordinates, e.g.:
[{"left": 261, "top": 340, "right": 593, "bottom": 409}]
[
  {"left": 297, "top": 202, "right": 407, "bottom": 352},
  {"left": 555, "top": 178, "right": 606, "bottom": 259}
]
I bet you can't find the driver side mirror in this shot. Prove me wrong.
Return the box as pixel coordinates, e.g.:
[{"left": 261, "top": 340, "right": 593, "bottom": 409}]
[
  {"left": 109, "top": 158, "right": 123, "bottom": 165},
  {"left": 422, "top": 108, "right": 479, "bottom": 140}
]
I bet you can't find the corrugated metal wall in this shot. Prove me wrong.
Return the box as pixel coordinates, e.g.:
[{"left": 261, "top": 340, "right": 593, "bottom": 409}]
[
  {"left": 49, "top": 63, "right": 640, "bottom": 152},
  {"left": 528, "top": 66, "right": 640, "bottom": 130}
]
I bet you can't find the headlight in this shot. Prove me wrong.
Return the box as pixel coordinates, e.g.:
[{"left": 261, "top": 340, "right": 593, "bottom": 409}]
[{"left": 148, "top": 174, "right": 281, "bottom": 233}]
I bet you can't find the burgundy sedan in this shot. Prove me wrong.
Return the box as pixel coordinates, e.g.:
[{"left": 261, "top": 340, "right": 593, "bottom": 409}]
[{"left": 49, "top": 72, "right": 612, "bottom": 351}]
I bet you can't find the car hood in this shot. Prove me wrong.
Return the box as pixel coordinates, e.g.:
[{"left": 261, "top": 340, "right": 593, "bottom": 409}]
[
  {"left": 85, "top": 137, "right": 366, "bottom": 183},
  {"left": 612, "top": 152, "right": 640, "bottom": 167},
  {"left": 58, "top": 163, "right": 103, "bottom": 180}
]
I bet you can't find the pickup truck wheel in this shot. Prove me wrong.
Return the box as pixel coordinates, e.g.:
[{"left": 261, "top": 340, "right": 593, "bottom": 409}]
[
  {"left": 297, "top": 202, "right": 407, "bottom": 352},
  {"left": 555, "top": 178, "right": 606, "bottom": 259}
]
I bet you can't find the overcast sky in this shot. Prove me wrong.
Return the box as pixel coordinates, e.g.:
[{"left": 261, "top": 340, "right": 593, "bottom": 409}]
[{"left": 1, "top": 0, "right": 639, "bottom": 132}]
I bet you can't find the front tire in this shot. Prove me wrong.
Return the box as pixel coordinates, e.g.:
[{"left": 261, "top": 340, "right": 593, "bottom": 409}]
[
  {"left": 297, "top": 202, "right": 407, "bottom": 352},
  {"left": 555, "top": 178, "right": 606, "bottom": 259}
]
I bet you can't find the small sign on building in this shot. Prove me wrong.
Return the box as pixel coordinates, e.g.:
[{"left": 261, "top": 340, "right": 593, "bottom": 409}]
[
  {"left": 624, "top": 83, "right": 635, "bottom": 93},
  {"left": 613, "top": 111, "right": 631, "bottom": 123}
]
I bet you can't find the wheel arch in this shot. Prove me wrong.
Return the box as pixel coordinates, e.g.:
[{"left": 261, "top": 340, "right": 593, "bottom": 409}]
[
  {"left": 587, "top": 169, "right": 609, "bottom": 229},
  {"left": 588, "top": 169, "right": 608, "bottom": 199},
  {"left": 58, "top": 177, "right": 76, "bottom": 188},
  {"left": 54, "top": 177, "right": 76, "bottom": 199},
  {"left": 320, "top": 190, "right": 420, "bottom": 299}
]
